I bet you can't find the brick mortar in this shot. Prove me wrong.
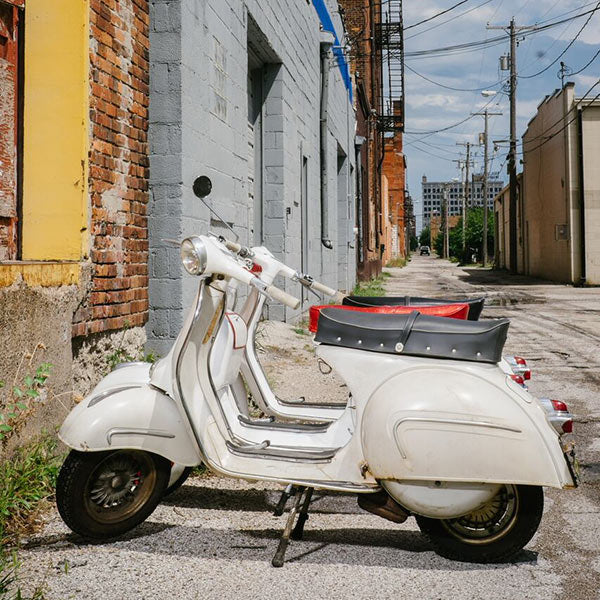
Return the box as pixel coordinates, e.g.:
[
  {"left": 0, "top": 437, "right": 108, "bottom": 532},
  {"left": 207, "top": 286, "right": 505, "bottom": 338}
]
[{"left": 74, "top": 0, "right": 151, "bottom": 338}]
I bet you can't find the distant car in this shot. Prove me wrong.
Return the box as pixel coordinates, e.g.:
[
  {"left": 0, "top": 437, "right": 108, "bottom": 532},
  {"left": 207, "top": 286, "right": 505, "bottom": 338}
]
[{"left": 420, "top": 245, "right": 430, "bottom": 255}]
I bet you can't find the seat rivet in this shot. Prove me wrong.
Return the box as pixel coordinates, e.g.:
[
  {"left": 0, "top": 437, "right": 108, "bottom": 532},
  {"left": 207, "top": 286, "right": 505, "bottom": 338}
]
[
  {"left": 426, "top": 346, "right": 431, "bottom": 351},
  {"left": 395, "top": 342, "right": 404, "bottom": 353},
  {"left": 357, "top": 339, "right": 362, "bottom": 344},
  {"left": 336, "top": 337, "right": 341, "bottom": 342},
  {"left": 477, "top": 351, "right": 481, "bottom": 357},
  {"left": 452, "top": 348, "right": 457, "bottom": 353},
  {"left": 380, "top": 343, "right": 384, "bottom": 347}
]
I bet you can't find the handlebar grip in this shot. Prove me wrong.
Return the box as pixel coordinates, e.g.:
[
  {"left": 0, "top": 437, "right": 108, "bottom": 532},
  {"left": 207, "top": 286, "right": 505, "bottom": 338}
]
[
  {"left": 310, "top": 280, "right": 338, "bottom": 297},
  {"left": 265, "top": 285, "right": 301, "bottom": 310},
  {"left": 224, "top": 239, "right": 242, "bottom": 253}
]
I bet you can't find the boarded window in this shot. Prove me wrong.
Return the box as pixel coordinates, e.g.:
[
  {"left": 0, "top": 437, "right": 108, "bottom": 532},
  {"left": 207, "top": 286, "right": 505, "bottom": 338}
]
[{"left": 0, "top": 0, "right": 23, "bottom": 261}]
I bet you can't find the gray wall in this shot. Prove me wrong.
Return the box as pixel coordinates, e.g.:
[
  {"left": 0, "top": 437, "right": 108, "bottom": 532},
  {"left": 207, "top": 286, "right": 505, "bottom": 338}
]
[{"left": 148, "top": 0, "right": 356, "bottom": 354}]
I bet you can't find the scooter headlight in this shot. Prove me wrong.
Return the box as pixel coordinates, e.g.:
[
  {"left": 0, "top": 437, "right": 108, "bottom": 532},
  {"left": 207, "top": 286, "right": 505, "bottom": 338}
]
[{"left": 180, "top": 237, "right": 207, "bottom": 275}]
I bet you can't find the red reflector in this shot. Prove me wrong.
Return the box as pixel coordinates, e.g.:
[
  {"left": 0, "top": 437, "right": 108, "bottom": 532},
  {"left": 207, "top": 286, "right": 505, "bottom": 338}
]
[
  {"left": 514, "top": 356, "right": 527, "bottom": 365},
  {"left": 510, "top": 374, "right": 525, "bottom": 385},
  {"left": 562, "top": 420, "right": 573, "bottom": 434},
  {"left": 251, "top": 263, "right": 262, "bottom": 273},
  {"left": 551, "top": 400, "right": 569, "bottom": 412},
  {"left": 522, "top": 369, "right": 531, "bottom": 380}
]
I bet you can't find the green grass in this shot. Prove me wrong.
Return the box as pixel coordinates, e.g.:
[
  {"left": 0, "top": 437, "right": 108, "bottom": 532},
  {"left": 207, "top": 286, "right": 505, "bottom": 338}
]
[
  {"left": 0, "top": 436, "right": 62, "bottom": 545},
  {"left": 352, "top": 275, "right": 386, "bottom": 297},
  {"left": 385, "top": 257, "right": 407, "bottom": 268}
]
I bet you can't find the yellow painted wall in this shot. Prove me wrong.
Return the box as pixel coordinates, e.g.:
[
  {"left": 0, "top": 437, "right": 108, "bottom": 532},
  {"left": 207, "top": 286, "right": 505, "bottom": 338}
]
[{"left": 21, "top": 0, "right": 89, "bottom": 261}]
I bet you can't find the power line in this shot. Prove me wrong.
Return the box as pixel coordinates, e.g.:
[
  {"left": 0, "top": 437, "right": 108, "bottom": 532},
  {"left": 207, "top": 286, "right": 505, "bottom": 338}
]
[
  {"left": 404, "top": 0, "right": 472, "bottom": 31},
  {"left": 404, "top": 6, "right": 600, "bottom": 60},
  {"left": 519, "top": 3, "right": 600, "bottom": 79},
  {"left": 570, "top": 46, "right": 600, "bottom": 76},
  {"left": 405, "top": 0, "right": 494, "bottom": 40},
  {"left": 405, "top": 63, "right": 506, "bottom": 92}
]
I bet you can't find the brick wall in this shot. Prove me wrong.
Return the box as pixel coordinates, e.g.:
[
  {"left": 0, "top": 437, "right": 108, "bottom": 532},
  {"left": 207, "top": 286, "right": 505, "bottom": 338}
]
[{"left": 73, "top": 0, "right": 150, "bottom": 338}]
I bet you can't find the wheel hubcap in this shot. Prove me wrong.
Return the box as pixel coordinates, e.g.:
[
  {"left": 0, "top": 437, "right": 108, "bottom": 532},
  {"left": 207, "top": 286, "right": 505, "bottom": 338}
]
[
  {"left": 441, "top": 485, "right": 519, "bottom": 545},
  {"left": 84, "top": 451, "right": 156, "bottom": 524}
]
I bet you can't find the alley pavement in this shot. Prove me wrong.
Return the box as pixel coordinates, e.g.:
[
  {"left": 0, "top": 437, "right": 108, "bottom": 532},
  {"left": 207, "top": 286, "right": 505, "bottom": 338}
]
[{"left": 19, "top": 255, "right": 600, "bottom": 599}]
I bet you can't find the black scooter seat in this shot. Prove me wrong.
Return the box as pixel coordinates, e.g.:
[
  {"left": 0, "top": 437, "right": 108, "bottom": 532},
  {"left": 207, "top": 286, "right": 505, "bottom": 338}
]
[{"left": 315, "top": 308, "right": 509, "bottom": 363}]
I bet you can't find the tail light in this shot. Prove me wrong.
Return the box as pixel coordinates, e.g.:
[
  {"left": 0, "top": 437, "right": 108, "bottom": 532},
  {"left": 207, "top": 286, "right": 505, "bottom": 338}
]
[
  {"left": 539, "top": 398, "right": 574, "bottom": 435},
  {"left": 250, "top": 262, "right": 262, "bottom": 273},
  {"left": 505, "top": 355, "right": 532, "bottom": 381},
  {"left": 509, "top": 373, "right": 525, "bottom": 386}
]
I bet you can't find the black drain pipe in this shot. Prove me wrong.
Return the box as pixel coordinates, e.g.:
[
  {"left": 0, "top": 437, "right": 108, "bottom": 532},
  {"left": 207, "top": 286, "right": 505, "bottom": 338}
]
[{"left": 577, "top": 107, "right": 586, "bottom": 285}]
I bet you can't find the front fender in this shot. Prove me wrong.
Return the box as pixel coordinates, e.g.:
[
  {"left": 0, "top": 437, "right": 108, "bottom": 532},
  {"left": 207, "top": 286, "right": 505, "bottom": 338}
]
[{"left": 59, "top": 383, "right": 202, "bottom": 466}]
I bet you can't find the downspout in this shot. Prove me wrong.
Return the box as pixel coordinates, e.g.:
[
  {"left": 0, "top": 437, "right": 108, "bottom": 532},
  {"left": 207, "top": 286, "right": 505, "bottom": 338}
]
[
  {"left": 577, "top": 107, "right": 586, "bottom": 285},
  {"left": 320, "top": 31, "right": 334, "bottom": 249}
]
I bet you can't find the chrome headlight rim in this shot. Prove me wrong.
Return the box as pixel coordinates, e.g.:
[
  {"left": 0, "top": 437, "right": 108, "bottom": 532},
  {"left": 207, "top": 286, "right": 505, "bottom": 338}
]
[{"left": 180, "top": 236, "right": 207, "bottom": 275}]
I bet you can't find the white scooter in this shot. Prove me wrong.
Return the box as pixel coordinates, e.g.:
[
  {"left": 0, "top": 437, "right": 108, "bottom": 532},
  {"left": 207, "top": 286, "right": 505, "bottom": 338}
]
[{"left": 56, "top": 177, "right": 577, "bottom": 566}]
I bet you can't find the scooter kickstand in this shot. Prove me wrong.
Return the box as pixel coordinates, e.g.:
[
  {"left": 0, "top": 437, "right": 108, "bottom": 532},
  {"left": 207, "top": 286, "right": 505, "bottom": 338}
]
[
  {"left": 273, "top": 484, "right": 294, "bottom": 516},
  {"left": 272, "top": 486, "right": 305, "bottom": 567},
  {"left": 291, "top": 487, "right": 313, "bottom": 540}
]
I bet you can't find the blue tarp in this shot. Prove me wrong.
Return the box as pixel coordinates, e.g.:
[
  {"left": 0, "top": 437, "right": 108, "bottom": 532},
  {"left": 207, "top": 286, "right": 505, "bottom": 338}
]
[{"left": 311, "top": 0, "right": 353, "bottom": 102}]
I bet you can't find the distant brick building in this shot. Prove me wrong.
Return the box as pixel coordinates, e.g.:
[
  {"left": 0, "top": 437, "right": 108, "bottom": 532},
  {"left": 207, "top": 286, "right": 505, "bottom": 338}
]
[
  {"left": 0, "top": 0, "right": 151, "bottom": 434},
  {"left": 381, "top": 101, "right": 407, "bottom": 264}
]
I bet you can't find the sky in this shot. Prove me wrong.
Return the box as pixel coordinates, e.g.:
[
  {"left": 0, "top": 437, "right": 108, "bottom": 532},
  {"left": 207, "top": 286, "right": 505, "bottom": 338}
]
[{"left": 400, "top": 0, "right": 600, "bottom": 232}]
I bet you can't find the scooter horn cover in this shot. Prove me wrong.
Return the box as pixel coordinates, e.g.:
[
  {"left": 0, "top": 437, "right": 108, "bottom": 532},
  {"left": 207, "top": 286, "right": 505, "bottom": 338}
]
[
  {"left": 308, "top": 303, "right": 470, "bottom": 333},
  {"left": 315, "top": 308, "right": 509, "bottom": 363}
]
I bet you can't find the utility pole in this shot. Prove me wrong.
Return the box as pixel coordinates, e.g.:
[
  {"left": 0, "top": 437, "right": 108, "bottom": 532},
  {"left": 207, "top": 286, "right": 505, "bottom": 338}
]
[
  {"left": 487, "top": 17, "right": 536, "bottom": 273},
  {"left": 456, "top": 142, "right": 473, "bottom": 252},
  {"left": 472, "top": 109, "right": 502, "bottom": 267}
]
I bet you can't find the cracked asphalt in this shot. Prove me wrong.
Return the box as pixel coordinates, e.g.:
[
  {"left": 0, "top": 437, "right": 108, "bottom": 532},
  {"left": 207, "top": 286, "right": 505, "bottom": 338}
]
[{"left": 18, "top": 256, "right": 600, "bottom": 599}]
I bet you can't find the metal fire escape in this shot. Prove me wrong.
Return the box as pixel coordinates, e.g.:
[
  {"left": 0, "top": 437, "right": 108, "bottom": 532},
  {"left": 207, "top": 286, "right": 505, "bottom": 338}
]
[{"left": 376, "top": 0, "right": 404, "bottom": 133}]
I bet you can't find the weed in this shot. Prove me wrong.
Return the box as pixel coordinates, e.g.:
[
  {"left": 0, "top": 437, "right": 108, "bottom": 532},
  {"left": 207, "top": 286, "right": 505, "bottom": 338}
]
[
  {"left": 293, "top": 327, "right": 309, "bottom": 336},
  {"left": 352, "top": 275, "right": 386, "bottom": 297},
  {"left": 0, "top": 436, "right": 62, "bottom": 545},
  {"left": 105, "top": 347, "right": 136, "bottom": 372},
  {"left": 0, "top": 346, "right": 52, "bottom": 443},
  {"left": 385, "top": 257, "right": 407, "bottom": 268},
  {"left": 0, "top": 548, "right": 46, "bottom": 600}
]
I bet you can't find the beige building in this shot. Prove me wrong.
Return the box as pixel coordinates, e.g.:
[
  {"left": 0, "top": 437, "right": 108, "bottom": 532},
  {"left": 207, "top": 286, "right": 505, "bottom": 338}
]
[{"left": 496, "top": 83, "right": 600, "bottom": 284}]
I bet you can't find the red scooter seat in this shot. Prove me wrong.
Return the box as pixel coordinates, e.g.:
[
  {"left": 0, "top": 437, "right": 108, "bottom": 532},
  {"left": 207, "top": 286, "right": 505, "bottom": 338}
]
[{"left": 309, "top": 302, "right": 470, "bottom": 333}]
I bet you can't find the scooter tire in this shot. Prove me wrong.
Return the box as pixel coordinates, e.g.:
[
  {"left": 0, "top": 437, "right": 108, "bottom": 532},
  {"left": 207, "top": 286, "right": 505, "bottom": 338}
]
[
  {"left": 56, "top": 449, "right": 170, "bottom": 541},
  {"left": 415, "top": 484, "right": 543, "bottom": 563},
  {"left": 164, "top": 466, "right": 193, "bottom": 497}
]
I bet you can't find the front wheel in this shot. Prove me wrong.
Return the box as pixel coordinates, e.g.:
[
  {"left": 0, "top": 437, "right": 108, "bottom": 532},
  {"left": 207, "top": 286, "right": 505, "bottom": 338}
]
[
  {"left": 416, "top": 484, "right": 543, "bottom": 563},
  {"left": 56, "top": 449, "right": 170, "bottom": 540}
]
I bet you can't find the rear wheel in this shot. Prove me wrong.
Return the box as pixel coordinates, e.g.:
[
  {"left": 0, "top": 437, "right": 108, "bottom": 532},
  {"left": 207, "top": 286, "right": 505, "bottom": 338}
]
[
  {"left": 56, "top": 449, "right": 170, "bottom": 540},
  {"left": 416, "top": 484, "right": 543, "bottom": 563}
]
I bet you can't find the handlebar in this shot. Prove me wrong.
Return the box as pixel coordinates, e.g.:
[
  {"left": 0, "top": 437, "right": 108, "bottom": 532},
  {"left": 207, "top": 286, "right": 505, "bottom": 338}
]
[
  {"left": 215, "top": 234, "right": 341, "bottom": 305},
  {"left": 248, "top": 277, "right": 300, "bottom": 310}
]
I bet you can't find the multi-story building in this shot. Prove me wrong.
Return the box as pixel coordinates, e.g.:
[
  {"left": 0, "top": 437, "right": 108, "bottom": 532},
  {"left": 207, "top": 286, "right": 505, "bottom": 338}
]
[
  {"left": 339, "top": 0, "right": 405, "bottom": 278},
  {"left": 0, "top": 0, "right": 151, "bottom": 442},
  {"left": 148, "top": 0, "right": 358, "bottom": 353},
  {"left": 496, "top": 83, "right": 600, "bottom": 283},
  {"left": 421, "top": 174, "right": 504, "bottom": 226}
]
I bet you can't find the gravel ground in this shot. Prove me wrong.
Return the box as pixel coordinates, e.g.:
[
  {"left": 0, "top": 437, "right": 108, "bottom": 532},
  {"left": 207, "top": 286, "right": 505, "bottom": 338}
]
[{"left": 16, "top": 255, "right": 600, "bottom": 599}]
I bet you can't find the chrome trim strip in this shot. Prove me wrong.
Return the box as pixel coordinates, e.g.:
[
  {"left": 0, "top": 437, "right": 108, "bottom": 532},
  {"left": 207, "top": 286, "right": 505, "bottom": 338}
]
[
  {"left": 88, "top": 385, "right": 142, "bottom": 408},
  {"left": 393, "top": 417, "right": 522, "bottom": 459},
  {"left": 237, "top": 414, "right": 331, "bottom": 433},
  {"left": 106, "top": 427, "right": 176, "bottom": 445},
  {"left": 225, "top": 440, "right": 336, "bottom": 463}
]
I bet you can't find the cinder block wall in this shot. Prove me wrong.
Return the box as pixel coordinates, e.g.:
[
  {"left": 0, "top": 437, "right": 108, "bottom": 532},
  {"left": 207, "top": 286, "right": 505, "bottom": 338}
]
[{"left": 148, "top": 0, "right": 356, "bottom": 355}]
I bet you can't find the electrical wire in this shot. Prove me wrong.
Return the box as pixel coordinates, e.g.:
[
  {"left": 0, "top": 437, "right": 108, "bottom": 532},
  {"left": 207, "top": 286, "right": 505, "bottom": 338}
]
[
  {"left": 519, "top": 2, "right": 600, "bottom": 79},
  {"left": 405, "top": 63, "right": 506, "bottom": 92},
  {"left": 520, "top": 79, "right": 600, "bottom": 153},
  {"left": 404, "top": 0, "right": 472, "bottom": 31},
  {"left": 570, "top": 46, "right": 600, "bottom": 76},
  {"left": 404, "top": 95, "right": 498, "bottom": 136},
  {"left": 405, "top": 0, "right": 495, "bottom": 41},
  {"left": 404, "top": 5, "right": 600, "bottom": 61}
]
